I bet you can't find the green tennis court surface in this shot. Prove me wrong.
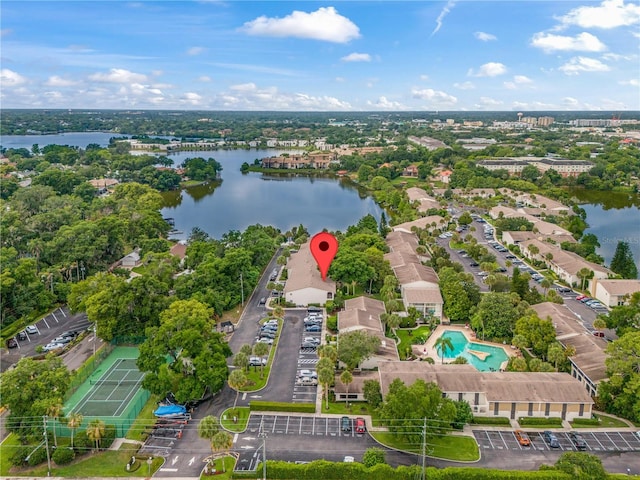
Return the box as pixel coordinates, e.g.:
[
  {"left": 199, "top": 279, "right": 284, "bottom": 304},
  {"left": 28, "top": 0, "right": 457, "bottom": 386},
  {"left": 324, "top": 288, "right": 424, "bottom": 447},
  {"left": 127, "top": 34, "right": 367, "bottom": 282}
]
[{"left": 62, "top": 346, "right": 150, "bottom": 436}]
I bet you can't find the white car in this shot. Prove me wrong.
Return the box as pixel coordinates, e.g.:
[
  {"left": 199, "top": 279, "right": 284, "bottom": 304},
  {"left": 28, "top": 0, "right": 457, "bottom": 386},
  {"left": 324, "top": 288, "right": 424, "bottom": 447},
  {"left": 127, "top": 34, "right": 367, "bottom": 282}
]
[
  {"left": 25, "top": 325, "right": 38, "bottom": 334},
  {"left": 296, "top": 376, "right": 318, "bottom": 386},
  {"left": 43, "top": 342, "right": 64, "bottom": 352},
  {"left": 298, "top": 369, "right": 318, "bottom": 379},
  {"left": 256, "top": 338, "right": 274, "bottom": 345}
]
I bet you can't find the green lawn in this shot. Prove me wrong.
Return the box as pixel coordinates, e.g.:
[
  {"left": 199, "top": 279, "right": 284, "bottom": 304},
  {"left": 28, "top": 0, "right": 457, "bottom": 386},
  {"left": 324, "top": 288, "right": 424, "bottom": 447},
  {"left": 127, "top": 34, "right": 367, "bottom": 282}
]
[
  {"left": 396, "top": 327, "right": 432, "bottom": 348},
  {"left": 371, "top": 431, "right": 479, "bottom": 462},
  {"left": 15, "top": 446, "right": 163, "bottom": 477},
  {"left": 321, "top": 401, "right": 374, "bottom": 418},
  {"left": 202, "top": 455, "right": 236, "bottom": 479},
  {"left": 0, "top": 433, "right": 21, "bottom": 477},
  {"left": 221, "top": 407, "right": 250, "bottom": 432},
  {"left": 571, "top": 413, "right": 630, "bottom": 429}
]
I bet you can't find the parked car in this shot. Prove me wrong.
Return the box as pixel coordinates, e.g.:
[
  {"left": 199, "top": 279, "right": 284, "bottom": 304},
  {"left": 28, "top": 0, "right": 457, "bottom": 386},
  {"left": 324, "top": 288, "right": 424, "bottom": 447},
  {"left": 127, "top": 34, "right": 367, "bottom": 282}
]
[
  {"left": 569, "top": 431, "right": 587, "bottom": 450},
  {"left": 303, "top": 337, "right": 320, "bottom": 345},
  {"left": 258, "top": 297, "right": 267, "bottom": 306},
  {"left": 256, "top": 338, "right": 273, "bottom": 345},
  {"left": 341, "top": 416, "right": 352, "bottom": 432},
  {"left": 43, "top": 342, "right": 64, "bottom": 352},
  {"left": 6, "top": 338, "right": 18, "bottom": 348},
  {"left": 17, "top": 331, "right": 27, "bottom": 341},
  {"left": 576, "top": 295, "right": 588, "bottom": 301},
  {"left": 556, "top": 287, "right": 572, "bottom": 293},
  {"left": 505, "top": 255, "right": 516, "bottom": 259},
  {"left": 249, "top": 356, "right": 267, "bottom": 366},
  {"left": 514, "top": 429, "right": 531, "bottom": 446},
  {"left": 355, "top": 417, "right": 366, "bottom": 434},
  {"left": 301, "top": 341, "right": 318, "bottom": 349},
  {"left": 298, "top": 369, "right": 317, "bottom": 379},
  {"left": 25, "top": 325, "right": 38, "bottom": 334},
  {"left": 543, "top": 431, "right": 560, "bottom": 448},
  {"left": 305, "top": 325, "right": 321, "bottom": 332},
  {"left": 296, "top": 376, "right": 318, "bottom": 386},
  {"left": 343, "top": 456, "right": 355, "bottom": 463},
  {"left": 260, "top": 331, "right": 276, "bottom": 339},
  {"left": 469, "top": 262, "right": 479, "bottom": 267},
  {"left": 261, "top": 325, "right": 278, "bottom": 333},
  {"left": 52, "top": 336, "right": 73, "bottom": 344}
]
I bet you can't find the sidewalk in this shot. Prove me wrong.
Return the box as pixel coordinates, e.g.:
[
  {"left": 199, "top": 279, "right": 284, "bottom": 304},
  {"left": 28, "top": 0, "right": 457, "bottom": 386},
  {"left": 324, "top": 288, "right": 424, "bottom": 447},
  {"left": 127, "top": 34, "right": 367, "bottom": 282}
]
[{"left": 109, "top": 438, "right": 143, "bottom": 451}]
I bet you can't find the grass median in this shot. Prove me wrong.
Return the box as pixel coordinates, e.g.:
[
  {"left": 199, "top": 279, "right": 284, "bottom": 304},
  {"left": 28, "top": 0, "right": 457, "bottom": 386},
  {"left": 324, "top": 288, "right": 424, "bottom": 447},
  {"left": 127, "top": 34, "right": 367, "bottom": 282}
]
[{"left": 371, "top": 431, "right": 480, "bottom": 462}]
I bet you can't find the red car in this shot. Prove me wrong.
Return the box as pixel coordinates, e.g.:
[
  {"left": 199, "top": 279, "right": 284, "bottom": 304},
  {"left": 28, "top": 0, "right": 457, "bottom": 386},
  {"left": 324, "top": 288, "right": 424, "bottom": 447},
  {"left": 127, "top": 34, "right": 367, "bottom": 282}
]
[
  {"left": 576, "top": 295, "right": 587, "bottom": 301},
  {"left": 355, "top": 417, "right": 366, "bottom": 434}
]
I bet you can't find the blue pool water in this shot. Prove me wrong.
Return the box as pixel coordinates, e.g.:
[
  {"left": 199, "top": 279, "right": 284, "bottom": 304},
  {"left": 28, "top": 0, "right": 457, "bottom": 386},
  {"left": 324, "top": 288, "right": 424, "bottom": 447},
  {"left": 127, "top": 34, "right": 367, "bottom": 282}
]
[{"left": 437, "top": 330, "right": 509, "bottom": 372}]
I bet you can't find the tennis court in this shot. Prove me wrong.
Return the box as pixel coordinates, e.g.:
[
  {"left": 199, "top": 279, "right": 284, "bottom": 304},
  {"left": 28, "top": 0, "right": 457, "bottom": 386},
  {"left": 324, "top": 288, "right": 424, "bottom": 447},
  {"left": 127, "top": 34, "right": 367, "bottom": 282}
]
[{"left": 61, "top": 346, "right": 150, "bottom": 436}]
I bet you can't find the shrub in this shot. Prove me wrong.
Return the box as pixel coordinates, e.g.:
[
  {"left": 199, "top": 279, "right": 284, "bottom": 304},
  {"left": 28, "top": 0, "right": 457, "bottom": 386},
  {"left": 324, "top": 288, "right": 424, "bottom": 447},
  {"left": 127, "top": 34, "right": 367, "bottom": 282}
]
[
  {"left": 362, "top": 447, "right": 385, "bottom": 467},
  {"left": 74, "top": 430, "right": 92, "bottom": 450},
  {"left": 52, "top": 447, "right": 75, "bottom": 465},
  {"left": 249, "top": 401, "right": 315, "bottom": 413},
  {"left": 519, "top": 417, "right": 563, "bottom": 427},
  {"left": 571, "top": 418, "right": 600, "bottom": 426},
  {"left": 102, "top": 424, "right": 117, "bottom": 448},
  {"left": 10, "top": 445, "right": 32, "bottom": 467},
  {"left": 471, "top": 416, "right": 511, "bottom": 426},
  {"left": 27, "top": 445, "right": 49, "bottom": 466},
  {"left": 326, "top": 316, "right": 337, "bottom": 332}
]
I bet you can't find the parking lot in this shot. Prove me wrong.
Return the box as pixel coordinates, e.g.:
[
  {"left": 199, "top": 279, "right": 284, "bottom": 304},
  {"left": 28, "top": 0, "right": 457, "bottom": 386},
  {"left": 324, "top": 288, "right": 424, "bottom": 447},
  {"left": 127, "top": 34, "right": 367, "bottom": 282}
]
[
  {"left": 293, "top": 313, "right": 322, "bottom": 404},
  {"left": 236, "top": 414, "right": 370, "bottom": 471},
  {"left": 473, "top": 429, "right": 640, "bottom": 452}
]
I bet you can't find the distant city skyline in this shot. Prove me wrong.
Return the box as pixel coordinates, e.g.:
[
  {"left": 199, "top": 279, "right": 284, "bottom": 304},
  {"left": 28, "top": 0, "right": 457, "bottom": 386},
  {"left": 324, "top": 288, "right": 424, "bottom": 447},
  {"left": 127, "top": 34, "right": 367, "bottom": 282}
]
[{"left": 1, "top": 1, "right": 639, "bottom": 111}]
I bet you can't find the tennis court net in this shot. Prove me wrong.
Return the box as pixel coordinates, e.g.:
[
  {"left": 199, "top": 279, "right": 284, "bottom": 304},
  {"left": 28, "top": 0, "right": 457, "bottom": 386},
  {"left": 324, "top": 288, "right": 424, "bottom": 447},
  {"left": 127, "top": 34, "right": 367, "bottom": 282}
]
[{"left": 90, "top": 378, "right": 144, "bottom": 386}]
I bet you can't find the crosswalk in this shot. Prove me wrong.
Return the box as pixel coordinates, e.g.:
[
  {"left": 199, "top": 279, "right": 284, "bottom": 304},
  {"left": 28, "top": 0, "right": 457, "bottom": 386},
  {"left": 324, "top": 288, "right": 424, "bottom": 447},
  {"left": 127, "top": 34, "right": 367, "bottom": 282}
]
[{"left": 298, "top": 358, "right": 318, "bottom": 365}]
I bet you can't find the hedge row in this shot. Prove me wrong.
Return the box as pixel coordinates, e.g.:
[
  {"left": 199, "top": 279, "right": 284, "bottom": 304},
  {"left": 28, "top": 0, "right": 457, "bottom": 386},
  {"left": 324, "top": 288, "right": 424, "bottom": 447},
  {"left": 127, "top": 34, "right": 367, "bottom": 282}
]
[
  {"left": 471, "top": 416, "right": 511, "bottom": 425},
  {"left": 231, "top": 461, "right": 574, "bottom": 480},
  {"left": 519, "top": 417, "right": 563, "bottom": 426},
  {"left": 249, "top": 401, "right": 315, "bottom": 413}
]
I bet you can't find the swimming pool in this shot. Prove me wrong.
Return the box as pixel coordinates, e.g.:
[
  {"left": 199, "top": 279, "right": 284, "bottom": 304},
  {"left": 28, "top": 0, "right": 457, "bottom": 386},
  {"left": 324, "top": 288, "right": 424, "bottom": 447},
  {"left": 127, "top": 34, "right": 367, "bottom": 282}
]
[{"left": 437, "top": 330, "right": 509, "bottom": 372}]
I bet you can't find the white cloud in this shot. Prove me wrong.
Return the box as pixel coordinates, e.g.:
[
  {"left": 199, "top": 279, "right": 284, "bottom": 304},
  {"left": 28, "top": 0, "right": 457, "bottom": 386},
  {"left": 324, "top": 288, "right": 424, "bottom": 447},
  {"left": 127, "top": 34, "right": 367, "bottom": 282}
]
[
  {"left": 335, "top": 76, "right": 345, "bottom": 83},
  {"left": 230, "top": 82, "right": 259, "bottom": 92},
  {"left": 503, "top": 82, "right": 516, "bottom": 90},
  {"left": 559, "top": 56, "right": 610, "bottom": 75},
  {"left": 367, "top": 96, "right": 408, "bottom": 110},
  {"left": 89, "top": 68, "right": 148, "bottom": 83},
  {"left": 420, "top": 74, "right": 429, "bottom": 81},
  {"left": 45, "top": 76, "right": 78, "bottom": 87},
  {"left": 453, "top": 81, "right": 475, "bottom": 90},
  {"left": 198, "top": 76, "right": 212, "bottom": 82},
  {"left": 181, "top": 92, "right": 202, "bottom": 105},
  {"left": 514, "top": 75, "right": 533, "bottom": 84},
  {"left": 411, "top": 87, "right": 457, "bottom": 105},
  {"left": 341, "top": 52, "right": 371, "bottom": 62},
  {"left": 474, "top": 31, "right": 496, "bottom": 41},
  {"left": 432, "top": 0, "right": 456, "bottom": 36},
  {"left": 477, "top": 96, "right": 503, "bottom": 106},
  {"left": 563, "top": 97, "right": 580, "bottom": 106},
  {"left": 240, "top": 7, "right": 360, "bottom": 43},
  {"left": 0, "top": 68, "right": 27, "bottom": 87},
  {"left": 557, "top": 0, "right": 640, "bottom": 29},
  {"left": 531, "top": 32, "right": 607, "bottom": 52},
  {"left": 468, "top": 62, "right": 507, "bottom": 77},
  {"left": 619, "top": 79, "right": 639, "bottom": 86},
  {"left": 187, "top": 46, "right": 206, "bottom": 56}
]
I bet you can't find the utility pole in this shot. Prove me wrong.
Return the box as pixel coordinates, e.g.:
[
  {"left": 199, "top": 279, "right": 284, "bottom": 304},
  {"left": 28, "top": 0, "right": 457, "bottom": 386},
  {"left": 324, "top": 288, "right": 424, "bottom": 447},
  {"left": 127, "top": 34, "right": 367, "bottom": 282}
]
[
  {"left": 43, "top": 415, "right": 51, "bottom": 476},
  {"left": 420, "top": 417, "right": 427, "bottom": 480},
  {"left": 240, "top": 272, "right": 244, "bottom": 306},
  {"left": 259, "top": 417, "right": 267, "bottom": 480}
]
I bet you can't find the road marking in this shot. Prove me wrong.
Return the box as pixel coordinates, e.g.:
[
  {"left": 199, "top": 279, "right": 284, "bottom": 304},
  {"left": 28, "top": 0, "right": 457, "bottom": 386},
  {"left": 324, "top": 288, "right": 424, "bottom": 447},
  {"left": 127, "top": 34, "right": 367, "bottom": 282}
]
[
  {"left": 188, "top": 456, "right": 195, "bottom": 466},
  {"left": 172, "top": 456, "right": 179, "bottom": 465},
  {"left": 485, "top": 431, "right": 494, "bottom": 449},
  {"left": 59, "top": 307, "right": 67, "bottom": 317},
  {"left": 242, "top": 392, "right": 247, "bottom": 400},
  {"left": 240, "top": 445, "right": 254, "bottom": 450},
  {"left": 285, "top": 416, "right": 290, "bottom": 434},
  {"left": 616, "top": 432, "right": 633, "bottom": 450},
  {"left": 592, "top": 432, "right": 607, "bottom": 450},
  {"left": 160, "top": 468, "right": 178, "bottom": 472},
  {"left": 42, "top": 318, "right": 50, "bottom": 328},
  {"left": 51, "top": 312, "right": 59, "bottom": 323}
]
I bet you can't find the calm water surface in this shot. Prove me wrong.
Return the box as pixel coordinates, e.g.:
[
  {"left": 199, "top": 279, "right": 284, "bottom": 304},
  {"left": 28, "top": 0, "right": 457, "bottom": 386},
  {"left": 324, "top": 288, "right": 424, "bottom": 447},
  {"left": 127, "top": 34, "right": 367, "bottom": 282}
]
[
  {"left": 161, "top": 150, "right": 383, "bottom": 239},
  {"left": 566, "top": 188, "right": 640, "bottom": 277}
]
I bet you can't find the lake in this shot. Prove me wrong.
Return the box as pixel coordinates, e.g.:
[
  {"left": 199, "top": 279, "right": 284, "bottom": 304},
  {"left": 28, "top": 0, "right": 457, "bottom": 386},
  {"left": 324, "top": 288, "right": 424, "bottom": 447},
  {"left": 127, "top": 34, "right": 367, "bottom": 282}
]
[
  {"left": 567, "top": 188, "right": 640, "bottom": 278},
  {"left": 0, "top": 132, "right": 126, "bottom": 149},
  {"left": 160, "top": 150, "right": 383, "bottom": 239}
]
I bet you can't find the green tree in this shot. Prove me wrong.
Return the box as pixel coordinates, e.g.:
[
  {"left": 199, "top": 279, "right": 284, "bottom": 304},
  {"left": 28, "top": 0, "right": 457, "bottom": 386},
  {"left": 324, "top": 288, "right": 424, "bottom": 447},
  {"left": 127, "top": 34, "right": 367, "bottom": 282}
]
[
  {"left": 554, "top": 452, "right": 606, "bottom": 480},
  {"left": 66, "top": 412, "right": 83, "bottom": 449},
  {"left": 252, "top": 341, "right": 270, "bottom": 378},
  {"left": 317, "top": 344, "right": 338, "bottom": 364},
  {"left": 362, "top": 447, "right": 386, "bottom": 467},
  {"left": 599, "top": 331, "right": 640, "bottom": 422},
  {"left": 318, "top": 365, "right": 334, "bottom": 410},
  {"left": 198, "top": 415, "right": 221, "bottom": 457},
  {"left": 452, "top": 400, "right": 474, "bottom": 429},
  {"left": 0, "top": 356, "right": 71, "bottom": 435},
  {"left": 337, "top": 330, "right": 381, "bottom": 370},
  {"left": 210, "top": 431, "right": 233, "bottom": 472},
  {"left": 547, "top": 343, "right": 566, "bottom": 370},
  {"left": 228, "top": 369, "right": 248, "bottom": 411},
  {"left": 137, "top": 299, "right": 231, "bottom": 403},
  {"left": 340, "top": 370, "right": 353, "bottom": 406},
  {"left": 380, "top": 378, "right": 457, "bottom": 443},
  {"left": 363, "top": 379, "right": 383, "bottom": 409},
  {"left": 434, "top": 335, "right": 454, "bottom": 364},
  {"left": 47, "top": 400, "right": 64, "bottom": 447},
  {"left": 86, "top": 419, "right": 106, "bottom": 452},
  {"left": 514, "top": 314, "right": 556, "bottom": 358},
  {"left": 471, "top": 292, "right": 526, "bottom": 340},
  {"left": 577, "top": 268, "right": 593, "bottom": 291},
  {"left": 610, "top": 241, "right": 638, "bottom": 279}
]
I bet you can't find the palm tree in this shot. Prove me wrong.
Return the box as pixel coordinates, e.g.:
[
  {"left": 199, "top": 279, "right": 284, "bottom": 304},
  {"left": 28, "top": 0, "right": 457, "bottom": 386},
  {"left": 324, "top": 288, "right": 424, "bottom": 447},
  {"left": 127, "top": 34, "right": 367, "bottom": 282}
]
[
  {"left": 540, "top": 278, "right": 552, "bottom": 295},
  {"left": 66, "top": 412, "right": 83, "bottom": 449},
  {"left": 86, "top": 419, "right": 106, "bottom": 452},
  {"left": 434, "top": 336, "right": 454, "bottom": 364},
  {"left": 318, "top": 366, "right": 334, "bottom": 410},
  {"left": 385, "top": 313, "right": 402, "bottom": 337},
  {"left": 272, "top": 305, "right": 284, "bottom": 319},
  {"left": 252, "top": 341, "right": 270, "bottom": 378},
  {"left": 233, "top": 352, "right": 249, "bottom": 372},
  {"left": 317, "top": 344, "right": 338, "bottom": 364},
  {"left": 47, "top": 400, "right": 64, "bottom": 447},
  {"left": 211, "top": 431, "right": 233, "bottom": 472},
  {"left": 577, "top": 268, "right": 593, "bottom": 291},
  {"left": 340, "top": 370, "right": 353, "bottom": 407},
  {"left": 228, "top": 369, "right": 248, "bottom": 412},
  {"left": 593, "top": 317, "right": 607, "bottom": 336},
  {"left": 198, "top": 415, "right": 220, "bottom": 455}
]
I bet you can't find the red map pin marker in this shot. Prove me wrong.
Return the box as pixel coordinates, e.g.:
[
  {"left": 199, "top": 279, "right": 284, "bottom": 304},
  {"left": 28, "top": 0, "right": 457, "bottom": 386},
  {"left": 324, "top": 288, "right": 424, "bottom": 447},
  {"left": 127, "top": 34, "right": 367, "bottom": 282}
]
[{"left": 310, "top": 232, "right": 338, "bottom": 281}]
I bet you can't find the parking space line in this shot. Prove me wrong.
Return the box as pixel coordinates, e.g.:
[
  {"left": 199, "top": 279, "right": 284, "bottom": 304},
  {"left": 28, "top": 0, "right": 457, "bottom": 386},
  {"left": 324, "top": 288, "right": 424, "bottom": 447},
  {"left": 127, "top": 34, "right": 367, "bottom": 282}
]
[
  {"left": 59, "top": 307, "right": 67, "bottom": 317},
  {"left": 42, "top": 318, "right": 50, "bottom": 328},
  {"left": 299, "top": 417, "right": 302, "bottom": 435},
  {"left": 485, "top": 431, "right": 494, "bottom": 449},
  {"left": 591, "top": 432, "right": 607, "bottom": 451},
  {"left": 499, "top": 432, "right": 509, "bottom": 450},
  {"left": 617, "top": 432, "right": 633, "bottom": 450},
  {"left": 312, "top": 417, "right": 315, "bottom": 435},
  {"left": 285, "top": 416, "right": 290, "bottom": 434},
  {"left": 536, "top": 433, "right": 549, "bottom": 450},
  {"left": 51, "top": 312, "right": 58, "bottom": 323}
]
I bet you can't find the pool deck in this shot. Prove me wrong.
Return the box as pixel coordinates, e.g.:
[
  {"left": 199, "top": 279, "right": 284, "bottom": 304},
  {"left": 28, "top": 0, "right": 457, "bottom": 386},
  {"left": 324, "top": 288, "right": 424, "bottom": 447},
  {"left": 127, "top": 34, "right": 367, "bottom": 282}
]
[{"left": 413, "top": 324, "right": 518, "bottom": 370}]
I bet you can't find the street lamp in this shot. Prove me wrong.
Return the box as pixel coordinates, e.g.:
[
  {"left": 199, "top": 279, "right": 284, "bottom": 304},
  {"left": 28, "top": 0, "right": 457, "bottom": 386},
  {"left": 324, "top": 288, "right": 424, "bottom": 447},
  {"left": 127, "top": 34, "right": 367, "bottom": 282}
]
[{"left": 147, "top": 457, "right": 153, "bottom": 476}]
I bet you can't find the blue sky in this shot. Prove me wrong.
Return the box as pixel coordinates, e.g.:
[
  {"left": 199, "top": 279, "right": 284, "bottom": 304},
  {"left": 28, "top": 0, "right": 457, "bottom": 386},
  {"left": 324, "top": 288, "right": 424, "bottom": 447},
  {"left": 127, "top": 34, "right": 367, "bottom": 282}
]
[{"left": 1, "top": 0, "right": 639, "bottom": 111}]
